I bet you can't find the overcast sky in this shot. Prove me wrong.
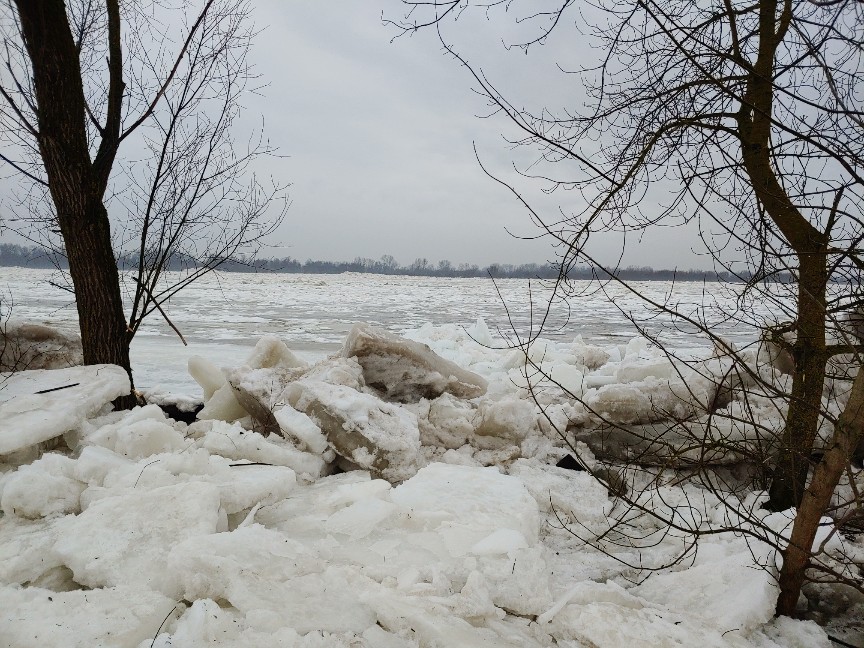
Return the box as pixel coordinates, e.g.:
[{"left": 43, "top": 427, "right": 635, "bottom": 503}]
[
  {"left": 0, "top": 1, "right": 709, "bottom": 270},
  {"left": 242, "top": 1, "right": 708, "bottom": 270}
]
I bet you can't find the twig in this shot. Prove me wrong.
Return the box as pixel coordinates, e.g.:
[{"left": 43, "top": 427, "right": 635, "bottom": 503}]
[{"left": 34, "top": 382, "right": 79, "bottom": 394}]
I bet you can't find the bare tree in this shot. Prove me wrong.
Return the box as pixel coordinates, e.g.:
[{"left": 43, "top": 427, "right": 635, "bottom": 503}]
[
  {"left": 0, "top": 0, "right": 286, "bottom": 403},
  {"left": 390, "top": 0, "right": 863, "bottom": 618}
]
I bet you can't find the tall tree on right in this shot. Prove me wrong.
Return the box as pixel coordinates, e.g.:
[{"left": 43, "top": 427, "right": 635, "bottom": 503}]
[{"left": 391, "top": 0, "right": 863, "bottom": 616}]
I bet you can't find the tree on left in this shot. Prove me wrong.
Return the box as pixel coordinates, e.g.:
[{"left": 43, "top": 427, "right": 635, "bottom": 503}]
[{"left": 0, "top": 0, "right": 285, "bottom": 408}]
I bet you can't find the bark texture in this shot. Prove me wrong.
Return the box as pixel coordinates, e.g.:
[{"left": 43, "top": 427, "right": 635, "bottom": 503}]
[
  {"left": 775, "top": 368, "right": 864, "bottom": 616},
  {"left": 14, "top": 0, "right": 135, "bottom": 406},
  {"left": 737, "top": 0, "right": 829, "bottom": 511}
]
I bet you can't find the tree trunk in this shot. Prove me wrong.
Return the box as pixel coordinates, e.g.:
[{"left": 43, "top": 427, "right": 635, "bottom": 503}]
[
  {"left": 775, "top": 364, "right": 864, "bottom": 616},
  {"left": 15, "top": 0, "right": 135, "bottom": 407},
  {"left": 737, "top": 0, "right": 829, "bottom": 511},
  {"left": 767, "top": 254, "right": 828, "bottom": 510}
]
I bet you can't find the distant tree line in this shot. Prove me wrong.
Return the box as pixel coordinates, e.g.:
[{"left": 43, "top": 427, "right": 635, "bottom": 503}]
[{"left": 0, "top": 243, "right": 747, "bottom": 281}]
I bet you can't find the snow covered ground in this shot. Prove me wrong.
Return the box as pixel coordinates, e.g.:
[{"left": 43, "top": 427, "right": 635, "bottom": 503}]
[{"left": 2, "top": 314, "right": 861, "bottom": 648}]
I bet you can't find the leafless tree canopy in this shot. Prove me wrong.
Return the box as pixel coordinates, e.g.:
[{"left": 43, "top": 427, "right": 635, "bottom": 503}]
[
  {"left": 389, "top": 0, "right": 863, "bottom": 618},
  {"left": 0, "top": 0, "right": 286, "bottom": 390}
]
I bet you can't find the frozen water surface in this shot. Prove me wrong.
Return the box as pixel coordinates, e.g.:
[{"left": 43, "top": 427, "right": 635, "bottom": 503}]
[{"left": 1, "top": 267, "right": 777, "bottom": 393}]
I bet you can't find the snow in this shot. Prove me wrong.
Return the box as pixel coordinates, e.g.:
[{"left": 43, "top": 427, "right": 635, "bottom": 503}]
[{"left": 0, "top": 316, "right": 854, "bottom": 647}]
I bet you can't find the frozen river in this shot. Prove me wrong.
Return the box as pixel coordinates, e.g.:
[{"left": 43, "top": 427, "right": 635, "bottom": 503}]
[{"left": 0, "top": 267, "right": 775, "bottom": 393}]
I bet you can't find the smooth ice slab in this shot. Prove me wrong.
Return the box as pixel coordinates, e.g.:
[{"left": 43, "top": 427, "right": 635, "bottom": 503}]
[{"left": 0, "top": 365, "right": 130, "bottom": 455}]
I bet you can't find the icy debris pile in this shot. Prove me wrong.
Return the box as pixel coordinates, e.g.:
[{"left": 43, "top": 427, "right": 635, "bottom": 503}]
[
  {"left": 0, "top": 319, "right": 846, "bottom": 647},
  {"left": 186, "top": 325, "right": 539, "bottom": 480},
  {"left": 284, "top": 380, "right": 421, "bottom": 482},
  {"left": 0, "top": 320, "right": 83, "bottom": 372}
]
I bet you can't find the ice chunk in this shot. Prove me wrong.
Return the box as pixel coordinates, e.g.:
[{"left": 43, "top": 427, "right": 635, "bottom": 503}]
[
  {"left": 325, "top": 497, "right": 399, "bottom": 539},
  {"left": 226, "top": 365, "right": 306, "bottom": 433},
  {"left": 548, "top": 363, "right": 585, "bottom": 397},
  {"left": 390, "top": 463, "right": 539, "bottom": 547},
  {"left": 467, "top": 317, "right": 495, "bottom": 347},
  {"left": 362, "top": 583, "right": 528, "bottom": 647},
  {"left": 71, "top": 446, "right": 133, "bottom": 485},
  {"left": 0, "top": 517, "right": 65, "bottom": 585},
  {"left": 633, "top": 538, "right": 777, "bottom": 633},
  {"left": 273, "top": 404, "right": 329, "bottom": 454},
  {"left": 1, "top": 453, "right": 84, "bottom": 518},
  {"left": 342, "top": 323, "right": 487, "bottom": 402},
  {"left": 585, "top": 373, "right": 711, "bottom": 425},
  {"left": 201, "top": 419, "right": 325, "bottom": 477},
  {"left": 244, "top": 335, "right": 307, "bottom": 370},
  {"left": 287, "top": 380, "right": 421, "bottom": 482},
  {"left": 209, "top": 463, "right": 298, "bottom": 515},
  {"left": 188, "top": 355, "right": 224, "bottom": 400},
  {"left": 570, "top": 335, "right": 611, "bottom": 370},
  {"left": 0, "top": 320, "right": 82, "bottom": 371},
  {"left": 476, "top": 545, "right": 551, "bottom": 615},
  {"left": 0, "top": 365, "right": 130, "bottom": 455},
  {"left": 509, "top": 458, "right": 610, "bottom": 525},
  {"left": 301, "top": 355, "right": 365, "bottom": 390},
  {"left": 170, "top": 528, "right": 376, "bottom": 634},
  {"left": 196, "top": 382, "right": 247, "bottom": 423},
  {"left": 763, "top": 616, "right": 833, "bottom": 648},
  {"left": 83, "top": 404, "right": 188, "bottom": 459},
  {"left": 53, "top": 481, "right": 221, "bottom": 594},
  {"left": 0, "top": 585, "right": 178, "bottom": 648},
  {"left": 169, "top": 523, "right": 317, "bottom": 597},
  {"left": 419, "top": 393, "right": 479, "bottom": 449},
  {"left": 474, "top": 398, "right": 536, "bottom": 445},
  {"left": 194, "top": 336, "right": 308, "bottom": 426},
  {"left": 470, "top": 528, "right": 529, "bottom": 555}
]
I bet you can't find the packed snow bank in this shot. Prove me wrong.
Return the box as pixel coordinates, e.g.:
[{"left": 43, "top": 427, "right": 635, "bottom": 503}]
[{"left": 0, "top": 364, "right": 130, "bottom": 456}]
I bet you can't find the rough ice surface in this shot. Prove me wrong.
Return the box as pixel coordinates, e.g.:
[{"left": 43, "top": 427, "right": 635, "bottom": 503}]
[
  {"left": 82, "top": 404, "right": 188, "bottom": 459},
  {"left": 0, "top": 585, "right": 177, "bottom": 648},
  {"left": 0, "top": 316, "right": 848, "bottom": 647},
  {"left": 53, "top": 481, "right": 222, "bottom": 594},
  {"left": 1, "top": 453, "right": 84, "bottom": 518},
  {"left": 342, "top": 323, "right": 488, "bottom": 401},
  {"left": 0, "top": 319, "right": 83, "bottom": 371},
  {"left": 286, "top": 379, "right": 421, "bottom": 482},
  {"left": 200, "top": 419, "right": 326, "bottom": 478},
  {"left": 0, "top": 364, "right": 130, "bottom": 455}
]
